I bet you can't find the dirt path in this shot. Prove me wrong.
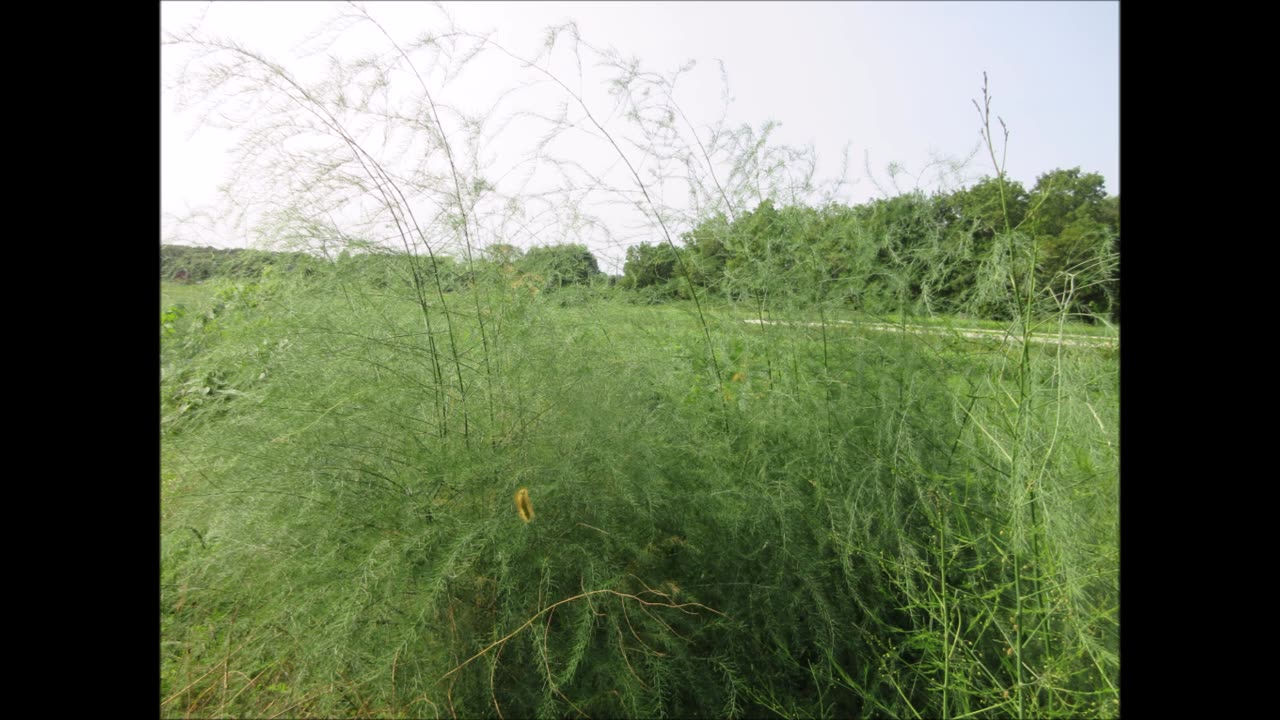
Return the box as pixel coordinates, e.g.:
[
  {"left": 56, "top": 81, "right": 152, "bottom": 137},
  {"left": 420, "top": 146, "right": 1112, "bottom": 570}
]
[{"left": 742, "top": 318, "right": 1117, "bottom": 348}]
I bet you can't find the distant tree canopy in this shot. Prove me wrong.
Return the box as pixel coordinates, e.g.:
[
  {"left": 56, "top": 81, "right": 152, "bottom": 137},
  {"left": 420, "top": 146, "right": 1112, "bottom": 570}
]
[
  {"left": 622, "top": 242, "right": 681, "bottom": 291},
  {"left": 516, "top": 244, "right": 602, "bottom": 288},
  {"left": 161, "top": 245, "right": 319, "bottom": 282},
  {"left": 1024, "top": 168, "right": 1116, "bottom": 317},
  {"left": 663, "top": 166, "right": 1119, "bottom": 321},
  {"left": 163, "top": 167, "right": 1117, "bottom": 322},
  {"left": 162, "top": 241, "right": 608, "bottom": 301}
]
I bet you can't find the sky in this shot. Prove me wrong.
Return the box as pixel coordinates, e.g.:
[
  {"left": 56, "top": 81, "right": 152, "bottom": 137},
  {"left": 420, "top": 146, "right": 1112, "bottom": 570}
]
[{"left": 161, "top": 1, "right": 1119, "bottom": 273}]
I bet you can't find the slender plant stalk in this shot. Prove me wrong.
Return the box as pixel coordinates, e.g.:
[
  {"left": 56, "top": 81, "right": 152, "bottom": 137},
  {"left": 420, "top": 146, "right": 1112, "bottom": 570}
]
[
  {"left": 351, "top": 4, "right": 498, "bottom": 439},
  {"left": 449, "top": 30, "right": 731, "bottom": 429}
]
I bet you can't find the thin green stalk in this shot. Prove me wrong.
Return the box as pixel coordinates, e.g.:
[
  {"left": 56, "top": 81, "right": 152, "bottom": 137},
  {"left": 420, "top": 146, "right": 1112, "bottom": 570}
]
[
  {"left": 186, "top": 37, "right": 473, "bottom": 445},
  {"left": 756, "top": 293, "right": 774, "bottom": 385},
  {"left": 450, "top": 30, "right": 730, "bottom": 430},
  {"left": 351, "top": 4, "right": 497, "bottom": 439},
  {"left": 976, "top": 71, "right": 1033, "bottom": 719},
  {"left": 938, "top": 521, "right": 950, "bottom": 720}
]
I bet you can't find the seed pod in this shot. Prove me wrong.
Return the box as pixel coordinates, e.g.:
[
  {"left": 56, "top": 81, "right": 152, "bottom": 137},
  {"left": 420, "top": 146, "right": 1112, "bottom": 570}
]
[{"left": 515, "top": 487, "right": 535, "bottom": 523}]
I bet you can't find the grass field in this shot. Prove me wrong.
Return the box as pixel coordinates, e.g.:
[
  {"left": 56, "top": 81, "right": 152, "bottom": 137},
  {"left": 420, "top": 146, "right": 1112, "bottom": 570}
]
[
  {"left": 161, "top": 273, "right": 1118, "bottom": 718},
  {"left": 161, "top": 281, "right": 216, "bottom": 310}
]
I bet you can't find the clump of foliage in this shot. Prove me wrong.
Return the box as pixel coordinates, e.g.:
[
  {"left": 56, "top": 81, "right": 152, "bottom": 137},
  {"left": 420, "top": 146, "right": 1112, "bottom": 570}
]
[
  {"left": 162, "top": 244, "right": 319, "bottom": 282},
  {"left": 671, "top": 173, "right": 1118, "bottom": 322}
]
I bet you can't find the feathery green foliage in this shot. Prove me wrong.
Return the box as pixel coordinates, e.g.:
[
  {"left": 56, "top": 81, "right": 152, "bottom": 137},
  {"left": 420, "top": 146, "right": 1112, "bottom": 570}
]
[{"left": 163, "top": 9, "right": 1117, "bottom": 718}]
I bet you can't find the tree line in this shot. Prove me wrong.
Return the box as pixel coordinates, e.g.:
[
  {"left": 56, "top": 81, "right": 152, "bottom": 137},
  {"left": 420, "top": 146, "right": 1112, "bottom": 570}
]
[
  {"left": 161, "top": 245, "right": 319, "bottom": 282},
  {"left": 163, "top": 166, "right": 1118, "bottom": 322},
  {"left": 626, "top": 166, "right": 1118, "bottom": 321}
]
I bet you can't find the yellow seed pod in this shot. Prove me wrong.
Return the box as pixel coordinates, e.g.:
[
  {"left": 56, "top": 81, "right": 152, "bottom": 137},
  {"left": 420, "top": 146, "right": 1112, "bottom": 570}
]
[{"left": 514, "top": 487, "right": 534, "bottom": 523}]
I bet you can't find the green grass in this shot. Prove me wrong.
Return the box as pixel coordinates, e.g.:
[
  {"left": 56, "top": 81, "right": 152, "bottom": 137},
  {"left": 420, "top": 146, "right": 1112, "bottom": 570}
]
[
  {"left": 162, "top": 281, "right": 216, "bottom": 310},
  {"left": 162, "top": 268, "right": 1118, "bottom": 718}
]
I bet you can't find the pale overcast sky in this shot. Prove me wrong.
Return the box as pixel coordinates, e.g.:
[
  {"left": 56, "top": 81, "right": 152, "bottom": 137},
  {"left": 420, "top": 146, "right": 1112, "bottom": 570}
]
[{"left": 161, "top": 1, "right": 1118, "bottom": 272}]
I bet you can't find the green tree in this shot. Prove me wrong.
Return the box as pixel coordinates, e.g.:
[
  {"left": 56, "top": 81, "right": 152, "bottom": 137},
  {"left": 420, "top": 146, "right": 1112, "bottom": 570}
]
[
  {"left": 924, "top": 178, "right": 1030, "bottom": 315},
  {"left": 1103, "top": 194, "right": 1119, "bottom": 321},
  {"left": 848, "top": 192, "right": 941, "bottom": 312},
  {"left": 1025, "top": 169, "right": 1116, "bottom": 319},
  {"left": 721, "top": 199, "right": 790, "bottom": 300},
  {"left": 517, "top": 244, "right": 602, "bottom": 288},
  {"left": 1026, "top": 167, "right": 1107, "bottom": 239},
  {"left": 680, "top": 213, "right": 732, "bottom": 291},
  {"left": 945, "top": 176, "right": 1030, "bottom": 239},
  {"left": 622, "top": 242, "right": 681, "bottom": 290}
]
